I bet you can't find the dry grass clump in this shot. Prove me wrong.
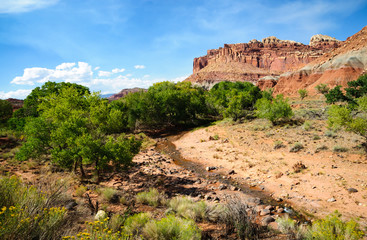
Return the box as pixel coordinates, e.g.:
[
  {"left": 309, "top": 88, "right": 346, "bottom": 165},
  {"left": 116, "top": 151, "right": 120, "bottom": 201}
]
[{"left": 136, "top": 188, "right": 166, "bottom": 207}]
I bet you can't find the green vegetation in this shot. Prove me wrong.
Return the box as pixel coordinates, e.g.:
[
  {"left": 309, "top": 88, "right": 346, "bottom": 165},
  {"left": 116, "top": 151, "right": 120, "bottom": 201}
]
[
  {"left": 207, "top": 81, "right": 262, "bottom": 121},
  {"left": 255, "top": 94, "right": 293, "bottom": 124},
  {"left": 0, "top": 176, "right": 68, "bottom": 240},
  {"left": 136, "top": 188, "right": 166, "bottom": 207},
  {"left": 0, "top": 99, "right": 13, "bottom": 124},
  {"left": 276, "top": 212, "right": 364, "bottom": 240},
  {"left": 315, "top": 83, "right": 330, "bottom": 95},
  {"left": 298, "top": 89, "right": 308, "bottom": 100},
  {"left": 305, "top": 211, "right": 364, "bottom": 240},
  {"left": 142, "top": 215, "right": 201, "bottom": 240},
  {"left": 15, "top": 85, "right": 141, "bottom": 178}
]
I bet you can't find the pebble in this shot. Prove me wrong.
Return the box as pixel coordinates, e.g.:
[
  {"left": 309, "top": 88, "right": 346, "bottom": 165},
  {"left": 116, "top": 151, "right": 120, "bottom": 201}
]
[
  {"left": 347, "top": 188, "right": 358, "bottom": 193},
  {"left": 260, "top": 209, "right": 271, "bottom": 216},
  {"left": 327, "top": 197, "right": 336, "bottom": 202},
  {"left": 262, "top": 216, "right": 275, "bottom": 225}
]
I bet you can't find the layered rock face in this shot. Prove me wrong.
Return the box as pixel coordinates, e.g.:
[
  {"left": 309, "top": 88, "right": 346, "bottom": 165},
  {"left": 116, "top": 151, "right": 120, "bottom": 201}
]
[
  {"left": 274, "top": 26, "right": 367, "bottom": 95},
  {"left": 186, "top": 35, "right": 341, "bottom": 89},
  {"left": 108, "top": 88, "right": 146, "bottom": 101},
  {"left": 6, "top": 98, "right": 23, "bottom": 111}
]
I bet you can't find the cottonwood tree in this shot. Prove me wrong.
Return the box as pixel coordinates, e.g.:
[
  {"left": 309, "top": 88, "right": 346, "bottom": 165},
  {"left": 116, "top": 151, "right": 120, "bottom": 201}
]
[{"left": 17, "top": 85, "right": 141, "bottom": 179}]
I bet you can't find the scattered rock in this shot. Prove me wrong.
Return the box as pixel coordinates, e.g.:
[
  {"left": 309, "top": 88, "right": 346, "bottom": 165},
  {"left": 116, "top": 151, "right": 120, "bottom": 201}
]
[
  {"left": 228, "top": 170, "right": 236, "bottom": 175},
  {"left": 347, "top": 188, "right": 358, "bottom": 193},
  {"left": 292, "top": 161, "right": 307, "bottom": 173},
  {"left": 94, "top": 210, "right": 107, "bottom": 221},
  {"left": 327, "top": 197, "right": 336, "bottom": 202},
  {"left": 262, "top": 216, "right": 275, "bottom": 225},
  {"left": 260, "top": 209, "right": 271, "bottom": 216},
  {"left": 218, "top": 184, "right": 227, "bottom": 190},
  {"left": 277, "top": 208, "right": 284, "bottom": 213},
  {"left": 206, "top": 166, "right": 217, "bottom": 171},
  {"left": 65, "top": 200, "right": 78, "bottom": 210}
]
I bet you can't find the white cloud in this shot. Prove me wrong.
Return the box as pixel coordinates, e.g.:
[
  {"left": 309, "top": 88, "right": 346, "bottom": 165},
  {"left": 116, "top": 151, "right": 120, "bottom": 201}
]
[
  {"left": 134, "top": 65, "right": 146, "bottom": 69},
  {"left": 98, "top": 71, "right": 112, "bottom": 77},
  {"left": 112, "top": 68, "right": 125, "bottom": 73},
  {"left": 11, "top": 62, "right": 93, "bottom": 85},
  {"left": 94, "top": 66, "right": 100, "bottom": 71},
  {"left": 0, "top": 89, "right": 32, "bottom": 99},
  {"left": 56, "top": 62, "right": 76, "bottom": 70},
  {"left": 0, "top": 0, "right": 59, "bottom": 14},
  {"left": 10, "top": 62, "right": 188, "bottom": 96}
]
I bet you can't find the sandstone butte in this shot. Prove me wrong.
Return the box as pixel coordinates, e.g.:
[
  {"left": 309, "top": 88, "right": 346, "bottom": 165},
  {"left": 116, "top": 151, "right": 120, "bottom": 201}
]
[{"left": 185, "top": 25, "right": 367, "bottom": 95}]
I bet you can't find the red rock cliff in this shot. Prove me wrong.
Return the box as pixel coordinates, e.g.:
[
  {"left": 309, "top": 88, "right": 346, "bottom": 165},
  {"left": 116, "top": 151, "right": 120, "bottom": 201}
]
[
  {"left": 274, "top": 26, "right": 367, "bottom": 95},
  {"left": 186, "top": 35, "right": 341, "bottom": 89}
]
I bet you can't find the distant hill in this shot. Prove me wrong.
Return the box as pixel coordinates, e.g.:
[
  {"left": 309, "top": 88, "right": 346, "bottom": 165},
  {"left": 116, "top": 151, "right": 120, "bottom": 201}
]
[
  {"left": 107, "top": 88, "right": 146, "bottom": 101},
  {"left": 100, "top": 93, "right": 114, "bottom": 99}
]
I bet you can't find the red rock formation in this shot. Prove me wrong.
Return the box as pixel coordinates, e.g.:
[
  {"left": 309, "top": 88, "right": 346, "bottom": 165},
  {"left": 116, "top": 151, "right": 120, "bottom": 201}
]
[
  {"left": 187, "top": 35, "right": 341, "bottom": 89},
  {"left": 274, "top": 26, "right": 367, "bottom": 95},
  {"left": 6, "top": 98, "right": 23, "bottom": 111},
  {"left": 108, "top": 88, "right": 146, "bottom": 101}
]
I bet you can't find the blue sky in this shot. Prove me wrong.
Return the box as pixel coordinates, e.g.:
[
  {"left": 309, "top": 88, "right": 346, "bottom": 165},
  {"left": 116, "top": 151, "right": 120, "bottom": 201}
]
[{"left": 0, "top": 0, "right": 366, "bottom": 99}]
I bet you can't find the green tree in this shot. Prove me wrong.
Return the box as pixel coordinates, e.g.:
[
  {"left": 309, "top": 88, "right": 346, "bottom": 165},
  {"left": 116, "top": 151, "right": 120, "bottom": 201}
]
[
  {"left": 8, "top": 81, "right": 90, "bottom": 131},
  {"left": 121, "top": 81, "right": 207, "bottom": 129},
  {"left": 324, "top": 85, "right": 348, "bottom": 104},
  {"left": 315, "top": 83, "right": 330, "bottom": 95},
  {"left": 255, "top": 94, "right": 293, "bottom": 124},
  {"left": 0, "top": 99, "right": 13, "bottom": 123},
  {"left": 328, "top": 96, "right": 367, "bottom": 151},
  {"left": 16, "top": 86, "right": 141, "bottom": 179},
  {"left": 298, "top": 89, "right": 308, "bottom": 100},
  {"left": 207, "top": 81, "right": 262, "bottom": 121}
]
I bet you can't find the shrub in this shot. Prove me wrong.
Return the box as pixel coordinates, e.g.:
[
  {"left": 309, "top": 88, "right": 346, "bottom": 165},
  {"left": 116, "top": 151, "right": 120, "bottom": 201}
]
[
  {"left": 302, "top": 120, "right": 313, "bottom": 131},
  {"left": 315, "top": 83, "right": 330, "bottom": 95},
  {"left": 75, "top": 185, "right": 87, "bottom": 197},
  {"left": 123, "top": 212, "right": 152, "bottom": 236},
  {"left": 276, "top": 216, "right": 296, "bottom": 235},
  {"left": 333, "top": 146, "right": 348, "bottom": 153},
  {"left": 142, "top": 215, "right": 201, "bottom": 240},
  {"left": 136, "top": 188, "right": 165, "bottom": 207},
  {"left": 289, "top": 142, "right": 304, "bottom": 152},
  {"left": 101, "top": 187, "right": 118, "bottom": 202},
  {"left": 325, "top": 130, "right": 337, "bottom": 138},
  {"left": 273, "top": 140, "right": 284, "bottom": 149},
  {"left": 255, "top": 94, "right": 293, "bottom": 124},
  {"left": 167, "top": 196, "right": 223, "bottom": 222},
  {"left": 0, "top": 99, "right": 13, "bottom": 123},
  {"left": 298, "top": 89, "right": 308, "bottom": 100},
  {"left": 325, "top": 85, "right": 348, "bottom": 104},
  {"left": 315, "top": 145, "right": 328, "bottom": 153},
  {"left": 305, "top": 211, "right": 364, "bottom": 240},
  {"left": 220, "top": 198, "right": 259, "bottom": 239},
  {"left": 313, "top": 135, "right": 321, "bottom": 140},
  {"left": 0, "top": 176, "right": 68, "bottom": 240}
]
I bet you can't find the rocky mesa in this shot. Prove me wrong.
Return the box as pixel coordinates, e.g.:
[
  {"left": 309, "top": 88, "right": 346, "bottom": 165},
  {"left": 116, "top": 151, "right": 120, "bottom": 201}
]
[
  {"left": 185, "top": 34, "right": 341, "bottom": 89},
  {"left": 273, "top": 26, "right": 367, "bottom": 95}
]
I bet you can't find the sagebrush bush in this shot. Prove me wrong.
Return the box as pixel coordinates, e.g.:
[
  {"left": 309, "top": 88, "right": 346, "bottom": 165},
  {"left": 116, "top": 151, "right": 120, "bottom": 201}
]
[
  {"left": 0, "top": 176, "right": 68, "bottom": 240},
  {"left": 136, "top": 188, "right": 165, "bottom": 207},
  {"left": 167, "top": 196, "right": 222, "bottom": 222},
  {"left": 333, "top": 146, "right": 348, "bottom": 153},
  {"left": 304, "top": 211, "right": 364, "bottom": 240},
  {"left": 142, "top": 215, "right": 201, "bottom": 240},
  {"left": 74, "top": 185, "right": 87, "bottom": 197},
  {"left": 123, "top": 212, "right": 152, "bottom": 237},
  {"left": 290, "top": 142, "right": 304, "bottom": 152},
  {"left": 101, "top": 187, "right": 118, "bottom": 202},
  {"left": 220, "top": 198, "right": 259, "bottom": 239}
]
